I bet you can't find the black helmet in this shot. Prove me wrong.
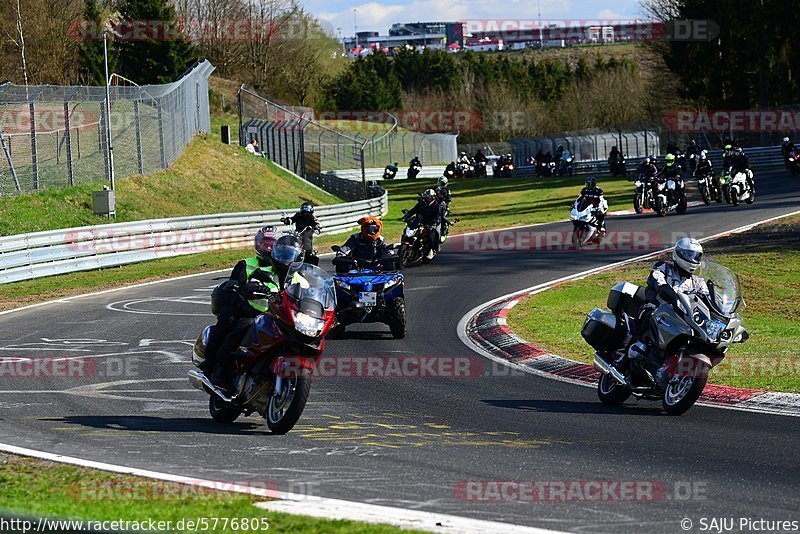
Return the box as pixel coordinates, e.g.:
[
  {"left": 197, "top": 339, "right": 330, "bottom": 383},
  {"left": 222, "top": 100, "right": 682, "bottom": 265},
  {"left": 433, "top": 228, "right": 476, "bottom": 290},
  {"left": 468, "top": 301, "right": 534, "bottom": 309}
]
[
  {"left": 585, "top": 176, "right": 597, "bottom": 189},
  {"left": 557, "top": 144, "right": 564, "bottom": 150},
  {"left": 271, "top": 235, "right": 304, "bottom": 268},
  {"left": 300, "top": 202, "right": 314, "bottom": 214}
]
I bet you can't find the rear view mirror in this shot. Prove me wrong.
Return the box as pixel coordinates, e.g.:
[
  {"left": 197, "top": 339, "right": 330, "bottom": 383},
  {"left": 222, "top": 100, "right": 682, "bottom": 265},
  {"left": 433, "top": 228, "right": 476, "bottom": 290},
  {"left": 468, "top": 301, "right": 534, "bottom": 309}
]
[{"left": 331, "top": 245, "right": 341, "bottom": 252}]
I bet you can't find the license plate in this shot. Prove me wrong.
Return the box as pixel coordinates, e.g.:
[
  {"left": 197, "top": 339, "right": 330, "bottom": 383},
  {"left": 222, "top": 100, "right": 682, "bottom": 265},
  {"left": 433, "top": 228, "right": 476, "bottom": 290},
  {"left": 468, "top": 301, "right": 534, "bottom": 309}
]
[{"left": 358, "top": 292, "right": 377, "bottom": 306}]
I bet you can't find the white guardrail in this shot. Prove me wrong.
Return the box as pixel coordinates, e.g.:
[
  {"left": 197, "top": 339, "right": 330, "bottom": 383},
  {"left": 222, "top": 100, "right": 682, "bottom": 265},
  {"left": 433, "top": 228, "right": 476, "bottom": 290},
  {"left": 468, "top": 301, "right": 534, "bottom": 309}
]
[{"left": 0, "top": 192, "right": 388, "bottom": 284}]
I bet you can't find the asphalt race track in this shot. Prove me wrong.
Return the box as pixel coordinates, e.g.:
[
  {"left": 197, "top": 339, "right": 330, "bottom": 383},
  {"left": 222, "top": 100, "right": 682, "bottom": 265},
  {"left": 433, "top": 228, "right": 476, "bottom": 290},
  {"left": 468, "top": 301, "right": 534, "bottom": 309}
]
[{"left": 1, "top": 169, "right": 799, "bottom": 533}]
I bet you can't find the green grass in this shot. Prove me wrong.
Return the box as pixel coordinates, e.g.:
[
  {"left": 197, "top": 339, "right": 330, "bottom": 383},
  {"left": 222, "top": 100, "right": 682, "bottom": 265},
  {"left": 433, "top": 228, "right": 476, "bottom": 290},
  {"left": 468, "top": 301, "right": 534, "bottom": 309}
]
[
  {"left": 0, "top": 453, "right": 418, "bottom": 534},
  {"left": 506, "top": 216, "right": 800, "bottom": 393},
  {"left": 0, "top": 136, "right": 340, "bottom": 236}
]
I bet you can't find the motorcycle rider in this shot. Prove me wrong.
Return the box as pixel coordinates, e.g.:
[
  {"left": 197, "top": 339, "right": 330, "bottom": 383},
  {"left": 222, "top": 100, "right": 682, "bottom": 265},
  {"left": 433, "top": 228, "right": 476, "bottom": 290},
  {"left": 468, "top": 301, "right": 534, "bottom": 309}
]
[
  {"left": 409, "top": 155, "right": 421, "bottom": 169},
  {"left": 721, "top": 143, "right": 735, "bottom": 174},
  {"left": 435, "top": 176, "right": 451, "bottom": 205},
  {"left": 685, "top": 140, "right": 700, "bottom": 172},
  {"left": 403, "top": 188, "right": 449, "bottom": 258},
  {"left": 576, "top": 176, "right": 608, "bottom": 232},
  {"left": 444, "top": 160, "right": 457, "bottom": 178},
  {"left": 282, "top": 202, "right": 321, "bottom": 265},
  {"left": 781, "top": 137, "right": 794, "bottom": 169},
  {"left": 336, "top": 217, "right": 394, "bottom": 273},
  {"left": 559, "top": 146, "right": 573, "bottom": 174},
  {"left": 474, "top": 149, "right": 487, "bottom": 164},
  {"left": 457, "top": 151, "right": 470, "bottom": 165},
  {"left": 731, "top": 147, "right": 754, "bottom": 186},
  {"left": 657, "top": 153, "right": 682, "bottom": 178},
  {"left": 554, "top": 144, "right": 564, "bottom": 162},
  {"left": 202, "top": 226, "right": 284, "bottom": 388},
  {"left": 384, "top": 161, "right": 399, "bottom": 180},
  {"left": 628, "top": 238, "right": 709, "bottom": 362}
]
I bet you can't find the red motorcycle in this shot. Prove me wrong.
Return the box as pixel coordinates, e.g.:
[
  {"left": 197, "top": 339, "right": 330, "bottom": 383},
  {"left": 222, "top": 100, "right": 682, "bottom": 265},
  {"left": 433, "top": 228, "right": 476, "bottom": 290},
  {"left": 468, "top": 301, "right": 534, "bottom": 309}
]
[{"left": 189, "top": 263, "right": 336, "bottom": 434}]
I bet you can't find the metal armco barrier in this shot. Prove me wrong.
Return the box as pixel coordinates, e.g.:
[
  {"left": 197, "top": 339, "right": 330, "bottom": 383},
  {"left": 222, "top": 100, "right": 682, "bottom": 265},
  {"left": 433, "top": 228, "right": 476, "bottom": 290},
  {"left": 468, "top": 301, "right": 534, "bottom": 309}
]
[{"left": 0, "top": 193, "right": 388, "bottom": 284}]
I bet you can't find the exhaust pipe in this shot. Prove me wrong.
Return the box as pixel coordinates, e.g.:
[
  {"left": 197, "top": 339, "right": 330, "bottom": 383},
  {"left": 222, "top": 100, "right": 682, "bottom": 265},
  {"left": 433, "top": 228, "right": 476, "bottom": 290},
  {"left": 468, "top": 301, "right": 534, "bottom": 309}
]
[
  {"left": 593, "top": 354, "right": 628, "bottom": 386},
  {"left": 187, "top": 369, "right": 234, "bottom": 403}
]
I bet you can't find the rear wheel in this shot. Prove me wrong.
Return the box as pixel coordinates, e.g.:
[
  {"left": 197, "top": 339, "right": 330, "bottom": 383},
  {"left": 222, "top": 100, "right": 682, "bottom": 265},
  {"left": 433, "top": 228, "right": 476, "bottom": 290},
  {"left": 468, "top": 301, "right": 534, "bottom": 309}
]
[
  {"left": 267, "top": 374, "right": 310, "bottom": 434},
  {"left": 662, "top": 362, "right": 709, "bottom": 416},
  {"left": 745, "top": 181, "right": 756, "bottom": 204},
  {"left": 386, "top": 297, "right": 406, "bottom": 339},
  {"left": 597, "top": 374, "right": 631, "bottom": 406},
  {"left": 209, "top": 395, "right": 241, "bottom": 423}
]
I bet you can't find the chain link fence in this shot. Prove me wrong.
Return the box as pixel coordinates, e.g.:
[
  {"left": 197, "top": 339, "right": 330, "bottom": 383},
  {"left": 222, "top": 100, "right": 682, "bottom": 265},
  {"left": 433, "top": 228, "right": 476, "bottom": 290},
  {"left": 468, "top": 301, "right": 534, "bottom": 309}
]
[
  {"left": 238, "top": 86, "right": 457, "bottom": 200},
  {"left": 0, "top": 61, "right": 214, "bottom": 196}
]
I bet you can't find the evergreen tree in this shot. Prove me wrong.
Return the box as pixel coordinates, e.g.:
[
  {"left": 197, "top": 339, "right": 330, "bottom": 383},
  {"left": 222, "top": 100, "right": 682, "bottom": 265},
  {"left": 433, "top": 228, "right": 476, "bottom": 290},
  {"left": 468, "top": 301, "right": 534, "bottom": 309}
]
[
  {"left": 78, "top": 0, "right": 113, "bottom": 85},
  {"left": 115, "top": 0, "right": 194, "bottom": 84}
]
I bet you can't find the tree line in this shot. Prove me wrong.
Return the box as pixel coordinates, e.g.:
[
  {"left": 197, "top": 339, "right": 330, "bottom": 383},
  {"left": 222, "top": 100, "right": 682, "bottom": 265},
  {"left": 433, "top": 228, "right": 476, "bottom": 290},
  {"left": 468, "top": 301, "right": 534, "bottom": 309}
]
[{"left": 0, "top": 0, "right": 341, "bottom": 105}]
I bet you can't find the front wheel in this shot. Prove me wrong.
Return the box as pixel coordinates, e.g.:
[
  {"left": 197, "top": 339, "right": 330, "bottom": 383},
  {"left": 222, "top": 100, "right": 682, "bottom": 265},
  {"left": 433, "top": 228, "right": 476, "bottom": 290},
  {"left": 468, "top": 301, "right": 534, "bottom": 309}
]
[
  {"left": 662, "top": 363, "right": 709, "bottom": 415},
  {"left": 397, "top": 243, "right": 412, "bottom": 268},
  {"left": 731, "top": 185, "right": 741, "bottom": 206},
  {"left": 676, "top": 194, "right": 688, "bottom": 215},
  {"left": 209, "top": 395, "right": 241, "bottom": 423},
  {"left": 573, "top": 227, "right": 586, "bottom": 249},
  {"left": 267, "top": 374, "right": 311, "bottom": 434},
  {"left": 655, "top": 197, "right": 667, "bottom": 217},
  {"left": 597, "top": 373, "right": 631, "bottom": 406},
  {"left": 699, "top": 183, "right": 710, "bottom": 205},
  {"left": 386, "top": 297, "right": 406, "bottom": 339},
  {"left": 633, "top": 193, "right": 643, "bottom": 214}
]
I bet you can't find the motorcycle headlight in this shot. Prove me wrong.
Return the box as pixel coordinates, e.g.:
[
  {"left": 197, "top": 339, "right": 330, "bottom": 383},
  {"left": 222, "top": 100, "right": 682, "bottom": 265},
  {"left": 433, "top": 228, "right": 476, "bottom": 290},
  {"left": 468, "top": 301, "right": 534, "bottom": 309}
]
[
  {"left": 404, "top": 227, "right": 417, "bottom": 238},
  {"left": 292, "top": 310, "right": 325, "bottom": 337},
  {"left": 334, "top": 279, "right": 350, "bottom": 291},
  {"left": 635, "top": 180, "right": 642, "bottom": 187},
  {"left": 657, "top": 182, "right": 666, "bottom": 190},
  {"left": 704, "top": 318, "right": 727, "bottom": 341}
]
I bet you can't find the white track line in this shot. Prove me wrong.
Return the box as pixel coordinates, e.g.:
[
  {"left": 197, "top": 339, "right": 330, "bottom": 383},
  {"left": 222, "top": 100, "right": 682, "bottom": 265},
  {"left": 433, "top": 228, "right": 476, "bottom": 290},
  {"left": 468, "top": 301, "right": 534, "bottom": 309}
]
[
  {"left": 457, "top": 208, "right": 800, "bottom": 417},
  {"left": 0, "top": 443, "right": 564, "bottom": 534}
]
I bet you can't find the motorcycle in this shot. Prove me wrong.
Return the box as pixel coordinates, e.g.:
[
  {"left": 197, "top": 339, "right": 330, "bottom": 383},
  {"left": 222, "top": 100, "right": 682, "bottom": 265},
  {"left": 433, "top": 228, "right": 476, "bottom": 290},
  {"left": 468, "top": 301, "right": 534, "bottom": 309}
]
[
  {"left": 475, "top": 160, "right": 488, "bottom": 178},
  {"left": 398, "top": 211, "right": 457, "bottom": 267},
  {"left": 729, "top": 170, "right": 756, "bottom": 206},
  {"left": 495, "top": 161, "right": 515, "bottom": 178},
  {"left": 719, "top": 167, "right": 733, "bottom": 204},
  {"left": 558, "top": 155, "right": 574, "bottom": 177},
  {"left": 583, "top": 259, "right": 749, "bottom": 415},
  {"left": 570, "top": 199, "right": 605, "bottom": 248},
  {"left": 652, "top": 174, "right": 688, "bottom": 217},
  {"left": 632, "top": 172, "right": 654, "bottom": 214},
  {"left": 281, "top": 218, "right": 321, "bottom": 266},
  {"left": 456, "top": 160, "right": 475, "bottom": 179},
  {"left": 787, "top": 150, "right": 800, "bottom": 176},
  {"left": 330, "top": 246, "right": 406, "bottom": 339},
  {"left": 609, "top": 155, "right": 627, "bottom": 178},
  {"left": 696, "top": 168, "right": 721, "bottom": 205},
  {"left": 383, "top": 166, "right": 398, "bottom": 180},
  {"left": 686, "top": 152, "right": 698, "bottom": 174},
  {"left": 188, "top": 263, "right": 337, "bottom": 433},
  {"left": 407, "top": 164, "right": 421, "bottom": 180}
]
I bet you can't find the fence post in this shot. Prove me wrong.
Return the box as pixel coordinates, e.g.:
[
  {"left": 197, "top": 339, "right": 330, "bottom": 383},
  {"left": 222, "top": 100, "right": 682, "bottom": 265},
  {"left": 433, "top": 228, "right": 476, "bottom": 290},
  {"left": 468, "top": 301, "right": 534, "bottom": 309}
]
[
  {"left": 63, "top": 102, "right": 74, "bottom": 186},
  {"left": 157, "top": 99, "right": 167, "bottom": 169},
  {"left": 237, "top": 88, "right": 244, "bottom": 146},
  {"left": 29, "top": 101, "right": 39, "bottom": 190},
  {"left": 134, "top": 99, "right": 144, "bottom": 174},
  {"left": 100, "top": 101, "right": 109, "bottom": 183},
  {"left": 360, "top": 147, "right": 367, "bottom": 200}
]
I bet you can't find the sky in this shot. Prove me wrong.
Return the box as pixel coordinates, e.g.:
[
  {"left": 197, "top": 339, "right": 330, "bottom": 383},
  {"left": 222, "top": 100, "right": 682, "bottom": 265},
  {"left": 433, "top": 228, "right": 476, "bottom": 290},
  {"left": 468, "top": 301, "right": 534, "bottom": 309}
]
[{"left": 303, "top": 0, "right": 644, "bottom": 38}]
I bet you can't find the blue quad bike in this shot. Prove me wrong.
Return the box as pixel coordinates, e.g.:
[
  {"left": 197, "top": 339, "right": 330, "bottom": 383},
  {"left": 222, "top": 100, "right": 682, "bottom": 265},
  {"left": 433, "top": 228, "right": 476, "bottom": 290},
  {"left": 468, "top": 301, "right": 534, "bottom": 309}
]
[{"left": 330, "top": 246, "right": 406, "bottom": 339}]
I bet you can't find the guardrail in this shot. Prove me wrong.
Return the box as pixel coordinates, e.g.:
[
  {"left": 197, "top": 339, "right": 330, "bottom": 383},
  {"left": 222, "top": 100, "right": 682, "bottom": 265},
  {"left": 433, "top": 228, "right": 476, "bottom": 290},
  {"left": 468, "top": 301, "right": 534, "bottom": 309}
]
[
  {"left": 325, "top": 167, "right": 447, "bottom": 182},
  {"left": 0, "top": 193, "right": 388, "bottom": 285}
]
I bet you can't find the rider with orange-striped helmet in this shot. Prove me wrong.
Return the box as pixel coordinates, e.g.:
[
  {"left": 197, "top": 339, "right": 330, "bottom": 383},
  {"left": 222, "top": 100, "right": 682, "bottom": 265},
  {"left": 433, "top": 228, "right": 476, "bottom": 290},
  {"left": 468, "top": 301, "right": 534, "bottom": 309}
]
[{"left": 335, "top": 217, "right": 393, "bottom": 272}]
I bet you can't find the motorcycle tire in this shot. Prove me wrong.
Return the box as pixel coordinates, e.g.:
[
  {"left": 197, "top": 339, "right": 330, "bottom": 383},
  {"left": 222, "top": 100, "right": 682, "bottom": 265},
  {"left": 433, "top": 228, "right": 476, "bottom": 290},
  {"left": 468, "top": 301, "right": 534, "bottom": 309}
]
[
  {"left": 676, "top": 195, "right": 688, "bottom": 215},
  {"left": 731, "top": 186, "right": 740, "bottom": 206},
  {"left": 745, "top": 182, "right": 756, "bottom": 204},
  {"left": 397, "top": 244, "right": 411, "bottom": 268},
  {"left": 209, "top": 395, "right": 242, "bottom": 424},
  {"left": 662, "top": 362, "right": 710, "bottom": 416},
  {"left": 573, "top": 227, "right": 585, "bottom": 249},
  {"left": 699, "top": 184, "right": 710, "bottom": 205},
  {"left": 633, "top": 193, "right": 643, "bottom": 214},
  {"left": 386, "top": 297, "right": 407, "bottom": 339},
  {"left": 267, "top": 374, "right": 311, "bottom": 434},
  {"left": 722, "top": 185, "right": 731, "bottom": 204},
  {"left": 655, "top": 199, "right": 667, "bottom": 217},
  {"left": 597, "top": 373, "right": 631, "bottom": 406}
]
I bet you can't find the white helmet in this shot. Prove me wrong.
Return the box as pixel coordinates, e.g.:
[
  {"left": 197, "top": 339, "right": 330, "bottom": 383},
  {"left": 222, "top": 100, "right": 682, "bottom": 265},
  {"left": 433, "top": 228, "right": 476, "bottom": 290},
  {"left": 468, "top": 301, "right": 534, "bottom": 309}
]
[
  {"left": 784, "top": 137, "right": 790, "bottom": 143},
  {"left": 673, "top": 237, "right": 704, "bottom": 274},
  {"left": 700, "top": 149, "right": 708, "bottom": 160},
  {"left": 438, "top": 176, "right": 449, "bottom": 186}
]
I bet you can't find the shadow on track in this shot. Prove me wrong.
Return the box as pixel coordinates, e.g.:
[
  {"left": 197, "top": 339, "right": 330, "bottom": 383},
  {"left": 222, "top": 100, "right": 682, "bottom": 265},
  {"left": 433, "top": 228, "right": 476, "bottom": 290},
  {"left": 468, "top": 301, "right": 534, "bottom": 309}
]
[
  {"left": 481, "top": 398, "right": 664, "bottom": 416},
  {"left": 52, "top": 415, "right": 267, "bottom": 434}
]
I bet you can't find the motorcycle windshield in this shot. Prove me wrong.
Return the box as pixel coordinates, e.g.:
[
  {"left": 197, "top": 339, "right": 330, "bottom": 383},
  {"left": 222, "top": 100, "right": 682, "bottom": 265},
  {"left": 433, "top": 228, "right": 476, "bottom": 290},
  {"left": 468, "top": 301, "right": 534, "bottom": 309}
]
[
  {"left": 284, "top": 263, "right": 336, "bottom": 312},
  {"left": 695, "top": 259, "right": 744, "bottom": 315}
]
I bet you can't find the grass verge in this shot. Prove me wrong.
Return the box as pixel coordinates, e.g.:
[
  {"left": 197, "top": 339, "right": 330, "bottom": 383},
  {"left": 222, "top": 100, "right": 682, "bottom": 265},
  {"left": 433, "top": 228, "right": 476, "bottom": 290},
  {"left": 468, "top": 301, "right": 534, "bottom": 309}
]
[
  {"left": 0, "top": 453, "right": 417, "bottom": 534},
  {"left": 506, "top": 215, "right": 800, "bottom": 393},
  {"left": 0, "top": 136, "right": 339, "bottom": 236}
]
